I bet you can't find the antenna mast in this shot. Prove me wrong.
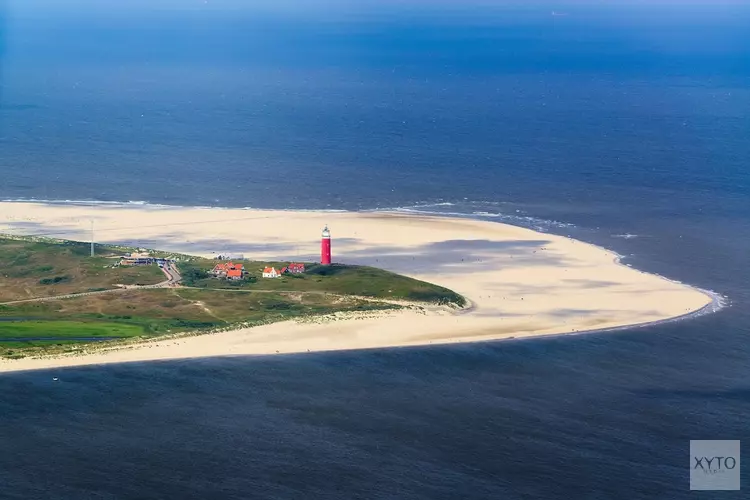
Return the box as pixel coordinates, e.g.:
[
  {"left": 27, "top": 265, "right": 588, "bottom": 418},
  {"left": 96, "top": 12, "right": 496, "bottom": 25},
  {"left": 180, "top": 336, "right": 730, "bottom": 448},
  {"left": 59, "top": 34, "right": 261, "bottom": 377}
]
[{"left": 90, "top": 220, "right": 95, "bottom": 257}]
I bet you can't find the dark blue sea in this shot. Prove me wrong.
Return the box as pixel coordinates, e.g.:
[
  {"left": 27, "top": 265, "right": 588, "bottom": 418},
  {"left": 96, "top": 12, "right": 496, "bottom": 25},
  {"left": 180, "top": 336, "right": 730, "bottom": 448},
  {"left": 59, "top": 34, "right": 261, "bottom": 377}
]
[{"left": 1, "top": 1, "right": 749, "bottom": 498}]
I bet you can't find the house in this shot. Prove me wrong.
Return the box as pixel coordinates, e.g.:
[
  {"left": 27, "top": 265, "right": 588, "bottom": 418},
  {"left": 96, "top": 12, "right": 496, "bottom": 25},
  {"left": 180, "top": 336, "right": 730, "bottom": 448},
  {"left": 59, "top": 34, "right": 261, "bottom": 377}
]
[
  {"left": 287, "top": 263, "right": 305, "bottom": 274},
  {"left": 262, "top": 267, "right": 283, "bottom": 278},
  {"left": 227, "top": 269, "right": 243, "bottom": 280},
  {"left": 211, "top": 262, "right": 244, "bottom": 279},
  {"left": 211, "top": 263, "right": 230, "bottom": 277}
]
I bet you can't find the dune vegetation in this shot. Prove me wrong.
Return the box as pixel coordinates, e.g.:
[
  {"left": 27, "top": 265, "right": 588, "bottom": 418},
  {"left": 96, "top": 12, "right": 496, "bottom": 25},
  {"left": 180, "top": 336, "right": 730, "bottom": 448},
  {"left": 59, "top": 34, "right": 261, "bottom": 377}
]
[{"left": 0, "top": 236, "right": 464, "bottom": 358}]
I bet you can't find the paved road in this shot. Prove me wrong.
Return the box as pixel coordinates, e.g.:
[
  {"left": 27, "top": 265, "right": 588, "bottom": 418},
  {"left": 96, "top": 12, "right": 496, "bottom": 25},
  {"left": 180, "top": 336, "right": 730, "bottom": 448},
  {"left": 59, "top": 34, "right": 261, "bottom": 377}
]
[
  {"left": 0, "top": 264, "right": 183, "bottom": 306},
  {"left": 161, "top": 263, "right": 181, "bottom": 287}
]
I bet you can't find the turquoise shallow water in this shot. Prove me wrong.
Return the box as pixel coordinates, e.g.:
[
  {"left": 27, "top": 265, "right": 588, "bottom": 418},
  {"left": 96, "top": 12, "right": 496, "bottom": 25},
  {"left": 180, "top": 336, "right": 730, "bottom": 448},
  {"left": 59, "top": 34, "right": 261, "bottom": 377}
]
[{"left": 0, "top": 1, "right": 749, "bottom": 498}]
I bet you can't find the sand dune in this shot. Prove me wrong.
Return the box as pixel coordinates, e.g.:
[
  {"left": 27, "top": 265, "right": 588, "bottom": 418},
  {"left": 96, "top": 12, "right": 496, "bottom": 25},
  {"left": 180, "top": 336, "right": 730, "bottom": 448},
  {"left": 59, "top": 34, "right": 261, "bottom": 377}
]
[{"left": 0, "top": 202, "right": 713, "bottom": 373}]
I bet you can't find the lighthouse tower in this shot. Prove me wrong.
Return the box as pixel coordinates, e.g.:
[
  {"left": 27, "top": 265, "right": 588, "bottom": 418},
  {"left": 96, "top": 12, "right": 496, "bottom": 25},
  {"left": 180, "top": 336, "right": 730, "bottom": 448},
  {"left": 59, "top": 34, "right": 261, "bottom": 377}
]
[{"left": 321, "top": 225, "right": 332, "bottom": 265}]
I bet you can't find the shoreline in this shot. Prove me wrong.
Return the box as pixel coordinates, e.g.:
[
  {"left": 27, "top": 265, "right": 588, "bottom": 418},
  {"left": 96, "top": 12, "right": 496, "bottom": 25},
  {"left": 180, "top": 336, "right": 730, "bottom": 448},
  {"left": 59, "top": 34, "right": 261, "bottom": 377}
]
[{"left": 0, "top": 200, "right": 721, "bottom": 374}]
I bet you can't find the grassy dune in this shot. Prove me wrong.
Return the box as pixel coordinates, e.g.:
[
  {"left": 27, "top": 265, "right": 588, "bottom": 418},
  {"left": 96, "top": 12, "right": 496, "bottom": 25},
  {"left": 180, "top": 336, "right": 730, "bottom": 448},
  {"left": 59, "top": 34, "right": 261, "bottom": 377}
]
[
  {"left": 0, "top": 236, "right": 464, "bottom": 358},
  {"left": 0, "top": 237, "right": 164, "bottom": 302},
  {"left": 180, "top": 260, "right": 466, "bottom": 306},
  {"left": 0, "top": 288, "right": 398, "bottom": 358}
]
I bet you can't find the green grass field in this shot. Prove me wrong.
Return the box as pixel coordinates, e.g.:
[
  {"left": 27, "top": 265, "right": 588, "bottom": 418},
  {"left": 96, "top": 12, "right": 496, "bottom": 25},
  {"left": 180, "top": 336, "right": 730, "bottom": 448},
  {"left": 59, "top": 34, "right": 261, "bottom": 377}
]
[
  {"left": 0, "top": 320, "right": 145, "bottom": 338},
  {"left": 0, "top": 319, "right": 147, "bottom": 357},
  {"left": 0, "top": 288, "right": 399, "bottom": 358}
]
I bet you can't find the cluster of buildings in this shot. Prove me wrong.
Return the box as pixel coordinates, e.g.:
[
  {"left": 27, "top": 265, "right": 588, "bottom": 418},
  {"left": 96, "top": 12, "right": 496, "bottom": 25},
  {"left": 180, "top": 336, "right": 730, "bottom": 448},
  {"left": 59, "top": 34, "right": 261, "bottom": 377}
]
[
  {"left": 209, "top": 261, "right": 306, "bottom": 280},
  {"left": 118, "top": 226, "right": 333, "bottom": 282},
  {"left": 210, "top": 262, "right": 245, "bottom": 280},
  {"left": 119, "top": 252, "right": 173, "bottom": 268},
  {"left": 262, "top": 263, "right": 305, "bottom": 278},
  {"left": 209, "top": 225, "right": 331, "bottom": 280}
]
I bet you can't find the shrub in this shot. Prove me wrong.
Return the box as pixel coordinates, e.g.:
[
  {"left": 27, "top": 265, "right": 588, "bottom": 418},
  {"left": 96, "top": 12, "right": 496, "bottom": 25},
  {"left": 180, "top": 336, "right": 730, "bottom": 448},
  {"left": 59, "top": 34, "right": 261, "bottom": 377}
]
[
  {"left": 406, "top": 289, "right": 466, "bottom": 307},
  {"left": 181, "top": 267, "right": 210, "bottom": 286},
  {"left": 262, "top": 300, "right": 293, "bottom": 311},
  {"left": 172, "top": 320, "right": 219, "bottom": 329},
  {"left": 39, "top": 275, "right": 71, "bottom": 285},
  {"left": 306, "top": 264, "right": 347, "bottom": 277}
]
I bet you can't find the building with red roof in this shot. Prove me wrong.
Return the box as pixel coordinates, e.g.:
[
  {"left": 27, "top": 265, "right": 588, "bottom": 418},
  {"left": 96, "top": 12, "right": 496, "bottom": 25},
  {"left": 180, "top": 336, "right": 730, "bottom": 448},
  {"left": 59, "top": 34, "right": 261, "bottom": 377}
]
[
  {"left": 287, "top": 263, "right": 305, "bottom": 274},
  {"left": 211, "top": 262, "right": 244, "bottom": 279},
  {"left": 262, "top": 267, "right": 283, "bottom": 278}
]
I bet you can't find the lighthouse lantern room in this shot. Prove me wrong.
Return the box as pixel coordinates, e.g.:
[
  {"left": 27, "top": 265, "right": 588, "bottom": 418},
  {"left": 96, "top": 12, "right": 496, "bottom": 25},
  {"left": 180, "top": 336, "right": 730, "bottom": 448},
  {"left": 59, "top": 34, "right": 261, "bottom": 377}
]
[{"left": 321, "top": 225, "right": 332, "bottom": 265}]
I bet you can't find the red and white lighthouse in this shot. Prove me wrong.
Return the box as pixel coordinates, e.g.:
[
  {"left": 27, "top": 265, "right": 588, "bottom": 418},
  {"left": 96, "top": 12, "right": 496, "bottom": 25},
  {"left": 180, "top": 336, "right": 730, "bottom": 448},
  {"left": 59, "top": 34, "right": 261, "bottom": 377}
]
[{"left": 321, "top": 225, "right": 332, "bottom": 265}]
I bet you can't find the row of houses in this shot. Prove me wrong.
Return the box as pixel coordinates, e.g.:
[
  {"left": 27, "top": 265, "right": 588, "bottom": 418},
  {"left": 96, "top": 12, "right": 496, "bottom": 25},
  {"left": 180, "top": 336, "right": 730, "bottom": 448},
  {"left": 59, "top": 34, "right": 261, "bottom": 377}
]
[
  {"left": 262, "top": 263, "right": 305, "bottom": 278},
  {"left": 211, "top": 262, "right": 306, "bottom": 280}
]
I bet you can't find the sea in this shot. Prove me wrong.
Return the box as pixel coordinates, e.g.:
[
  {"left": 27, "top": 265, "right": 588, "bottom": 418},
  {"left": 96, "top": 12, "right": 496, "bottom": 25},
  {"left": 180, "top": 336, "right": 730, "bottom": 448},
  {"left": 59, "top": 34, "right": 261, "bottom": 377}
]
[{"left": 0, "top": 1, "right": 749, "bottom": 498}]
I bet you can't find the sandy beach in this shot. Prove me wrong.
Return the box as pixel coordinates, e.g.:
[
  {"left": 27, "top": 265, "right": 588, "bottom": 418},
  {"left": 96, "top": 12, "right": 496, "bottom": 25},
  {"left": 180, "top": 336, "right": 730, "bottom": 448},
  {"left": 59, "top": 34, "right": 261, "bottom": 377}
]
[{"left": 0, "top": 201, "right": 713, "bottom": 373}]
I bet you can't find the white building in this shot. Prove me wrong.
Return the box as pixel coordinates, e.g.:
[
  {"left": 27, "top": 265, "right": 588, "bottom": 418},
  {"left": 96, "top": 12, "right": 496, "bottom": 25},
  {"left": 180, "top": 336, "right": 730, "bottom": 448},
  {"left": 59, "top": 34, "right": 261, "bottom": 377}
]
[{"left": 262, "top": 266, "right": 283, "bottom": 278}]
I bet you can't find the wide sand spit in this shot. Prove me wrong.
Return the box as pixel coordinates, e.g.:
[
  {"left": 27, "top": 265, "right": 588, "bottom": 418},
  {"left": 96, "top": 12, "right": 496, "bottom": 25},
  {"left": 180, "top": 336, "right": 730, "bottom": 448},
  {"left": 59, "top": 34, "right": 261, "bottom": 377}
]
[{"left": 0, "top": 201, "right": 715, "bottom": 373}]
